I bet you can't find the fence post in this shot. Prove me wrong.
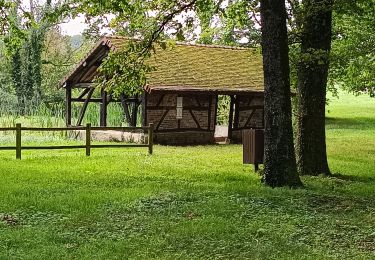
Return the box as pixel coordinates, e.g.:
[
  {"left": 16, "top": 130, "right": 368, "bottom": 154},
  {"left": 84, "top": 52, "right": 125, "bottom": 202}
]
[
  {"left": 16, "top": 123, "right": 21, "bottom": 160},
  {"left": 148, "top": 123, "right": 154, "bottom": 155},
  {"left": 86, "top": 123, "right": 91, "bottom": 156}
]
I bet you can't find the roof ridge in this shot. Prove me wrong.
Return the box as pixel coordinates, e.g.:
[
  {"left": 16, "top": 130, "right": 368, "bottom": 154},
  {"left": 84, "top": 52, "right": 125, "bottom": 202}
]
[{"left": 104, "top": 35, "right": 256, "bottom": 51}]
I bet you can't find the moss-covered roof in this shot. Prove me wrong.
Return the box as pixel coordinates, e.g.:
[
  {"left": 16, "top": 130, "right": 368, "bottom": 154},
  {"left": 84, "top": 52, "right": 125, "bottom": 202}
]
[
  {"left": 62, "top": 36, "right": 264, "bottom": 93},
  {"left": 108, "top": 36, "right": 264, "bottom": 92}
]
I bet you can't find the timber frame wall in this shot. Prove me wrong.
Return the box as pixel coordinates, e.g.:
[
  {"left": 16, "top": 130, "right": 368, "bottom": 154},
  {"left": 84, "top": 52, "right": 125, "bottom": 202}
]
[
  {"left": 65, "top": 82, "right": 142, "bottom": 127},
  {"left": 229, "top": 94, "right": 264, "bottom": 143},
  {"left": 63, "top": 42, "right": 143, "bottom": 128},
  {"left": 143, "top": 92, "right": 264, "bottom": 145},
  {"left": 65, "top": 85, "right": 264, "bottom": 145},
  {"left": 65, "top": 86, "right": 264, "bottom": 144},
  {"left": 144, "top": 92, "right": 217, "bottom": 145}
]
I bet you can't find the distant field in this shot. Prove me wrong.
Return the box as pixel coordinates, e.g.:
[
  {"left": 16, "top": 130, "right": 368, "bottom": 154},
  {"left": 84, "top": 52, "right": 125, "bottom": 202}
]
[{"left": 0, "top": 92, "right": 374, "bottom": 259}]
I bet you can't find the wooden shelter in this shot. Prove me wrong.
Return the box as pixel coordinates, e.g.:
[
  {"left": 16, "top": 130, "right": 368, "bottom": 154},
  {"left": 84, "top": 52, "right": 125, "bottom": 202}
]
[{"left": 60, "top": 36, "right": 265, "bottom": 145}]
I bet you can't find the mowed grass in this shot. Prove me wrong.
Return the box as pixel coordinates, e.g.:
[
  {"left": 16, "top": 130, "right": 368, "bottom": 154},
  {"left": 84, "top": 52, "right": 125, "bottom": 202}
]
[{"left": 0, "top": 92, "right": 374, "bottom": 259}]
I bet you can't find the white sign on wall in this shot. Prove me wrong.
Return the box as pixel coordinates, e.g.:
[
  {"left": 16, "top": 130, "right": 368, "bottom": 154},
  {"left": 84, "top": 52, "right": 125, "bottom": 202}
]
[
  {"left": 177, "top": 97, "right": 183, "bottom": 107},
  {"left": 176, "top": 107, "right": 183, "bottom": 119},
  {"left": 176, "top": 97, "right": 183, "bottom": 119}
]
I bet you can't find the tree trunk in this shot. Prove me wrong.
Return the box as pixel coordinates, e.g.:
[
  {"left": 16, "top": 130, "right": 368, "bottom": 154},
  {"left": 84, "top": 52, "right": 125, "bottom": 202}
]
[
  {"left": 260, "top": 0, "right": 303, "bottom": 187},
  {"left": 296, "top": 0, "right": 332, "bottom": 176}
]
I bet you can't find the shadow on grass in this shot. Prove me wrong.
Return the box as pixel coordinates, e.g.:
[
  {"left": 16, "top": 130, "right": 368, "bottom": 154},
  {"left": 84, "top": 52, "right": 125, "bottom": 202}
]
[
  {"left": 326, "top": 117, "right": 375, "bottom": 130},
  {"left": 331, "top": 173, "right": 375, "bottom": 183}
]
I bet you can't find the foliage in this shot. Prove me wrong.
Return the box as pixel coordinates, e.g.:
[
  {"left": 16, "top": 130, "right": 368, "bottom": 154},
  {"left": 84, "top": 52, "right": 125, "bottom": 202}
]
[
  {"left": 330, "top": 0, "right": 375, "bottom": 96},
  {"left": 41, "top": 31, "right": 93, "bottom": 106},
  {"left": 0, "top": 0, "right": 94, "bottom": 116},
  {"left": 216, "top": 95, "right": 231, "bottom": 125},
  {"left": 196, "top": 0, "right": 261, "bottom": 46},
  {"left": 95, "top": 42, "right": 153, "bottom": 97},
  {"left": 0, "top": 92, "right": 374, "bottom": 258},
  {"left": 60, "top": 0, "right": 261, "bottom": 96}
]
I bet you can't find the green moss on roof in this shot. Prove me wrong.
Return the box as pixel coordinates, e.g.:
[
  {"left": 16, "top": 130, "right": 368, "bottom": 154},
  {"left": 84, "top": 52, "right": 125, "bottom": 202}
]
[{"left": 107, "top": 36, "right": 264, "bottom": 91}]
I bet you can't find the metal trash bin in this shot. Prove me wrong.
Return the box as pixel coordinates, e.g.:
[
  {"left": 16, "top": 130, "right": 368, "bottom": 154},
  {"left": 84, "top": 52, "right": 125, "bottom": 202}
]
[{"left": 243, "top": 129, "right": 264, "bottom": 171}]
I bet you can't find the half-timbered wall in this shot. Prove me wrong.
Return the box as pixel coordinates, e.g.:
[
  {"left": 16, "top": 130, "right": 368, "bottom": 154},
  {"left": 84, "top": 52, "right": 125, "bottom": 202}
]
[
  {"left": 231, "top": 95, "right": 264, "bottom": 143},
  {"left": 145, "top": 93, "right": 216, "bottom": 145}
]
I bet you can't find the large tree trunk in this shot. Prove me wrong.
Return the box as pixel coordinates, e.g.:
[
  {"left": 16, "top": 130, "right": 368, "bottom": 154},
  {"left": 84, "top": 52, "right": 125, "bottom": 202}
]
[
  {"left": 295, "top": 0, "right": 332, "bottom": 176},
  {"left": 260, "top": 0, "right": 303, "bottom": 187}
]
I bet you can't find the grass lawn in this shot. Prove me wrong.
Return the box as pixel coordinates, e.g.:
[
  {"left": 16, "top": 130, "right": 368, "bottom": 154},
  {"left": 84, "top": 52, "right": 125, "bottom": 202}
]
[{"left": 0, "top": 92, "right": 374, "bottom": 259}]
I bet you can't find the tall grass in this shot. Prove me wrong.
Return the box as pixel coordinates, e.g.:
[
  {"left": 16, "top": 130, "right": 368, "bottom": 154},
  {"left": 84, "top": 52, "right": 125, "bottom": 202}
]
[
  {"left": 0, "top": 99, "right": 131, "bottom": 142},
  {"left": 0, "top": 102, "right": 130, "bottom": 128}
]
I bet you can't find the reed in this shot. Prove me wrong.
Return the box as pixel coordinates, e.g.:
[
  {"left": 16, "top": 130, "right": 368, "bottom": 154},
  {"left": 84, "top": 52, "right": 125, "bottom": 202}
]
[{"left": 0, "top": 101, "right": 130, "bottom": 141}]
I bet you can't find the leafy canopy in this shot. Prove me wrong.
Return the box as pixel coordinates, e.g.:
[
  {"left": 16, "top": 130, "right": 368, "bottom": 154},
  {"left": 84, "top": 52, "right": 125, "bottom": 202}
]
[{"left": 58, "top": 0, "right": 261, "bottom": 96}]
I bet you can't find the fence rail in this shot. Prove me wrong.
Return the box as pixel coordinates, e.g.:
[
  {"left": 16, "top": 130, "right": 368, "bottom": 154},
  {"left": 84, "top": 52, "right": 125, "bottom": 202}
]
[{"left": 0, "top": 123, "right": 154, "bottom": 159}]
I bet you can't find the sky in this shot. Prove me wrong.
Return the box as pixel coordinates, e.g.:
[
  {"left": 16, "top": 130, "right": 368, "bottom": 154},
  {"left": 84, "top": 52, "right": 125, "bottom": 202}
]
[
  {"left": 20, "top": 0, "right": 247, "bottom": 39},
  {"left": 20, "top": 0, "right": 88, "bottom": 36},
  {"left": 58, "top": 15, "right": 88, "bottom": 36}
]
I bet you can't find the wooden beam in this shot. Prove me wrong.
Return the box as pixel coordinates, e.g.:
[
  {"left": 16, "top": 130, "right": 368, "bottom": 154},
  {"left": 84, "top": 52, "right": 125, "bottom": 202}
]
[
  {"left": 72, "top": 47, "right": 109, "bottom": 84},
  {"left": 71, "top": 98, "right": 128, "bottom": 103},
  {"left": 72, "top": 98, "right": 103, "bottom": 103},
  {"left": 147, "top": 106, "right": 209, "bottom": 111},
  {"left": 130, "top": 94, "right": 139, "bottom": 127},
  {"left": 195, "top": 97, "right": 202, "bottom": 107},
  {"left": 228, "top": 95, "right": 234, "bottom": 140},
  {"left": 156, "top": 110, "right": 169, "bottom": 130},
  {"left": 76, "top": 87, "right": 95, "bottom": 126},
  {"left": 207, "top": 95, "right": 212, "bottom": 130},
  {"left": 77, "top": 88, "right": 91, "bottom": 99},
  {"left": 65, "top": 82, "right": 72, "bottom": 126},
  {"left": 244, "top": 109, "right": 257, "bottom": 128},
  {"left": 213, "top": 95, "right": 218, "bottom": 127},
  {"left": 142, "top": 92, "right": 147, "bottom": 127},
  {"left": 74, "top": 83, "right": 93, "bottom": 88},
  {"left": 155, "top": 128, "right": 212, "bottom": 133},
  {"left": 233, "top": 95, "right": 240, "bottom": 130},
  {"left": 247, "top": 96, "right": 253, "bottom": 106},
  {"left": 189, "top": 109, "right": 201, "bottom": 129},
  {"left": 156, "top": 94, "right": 165, "bottom": 107},
  {"left": 100, "top": 89, "right": 108, "bottom": 127}
]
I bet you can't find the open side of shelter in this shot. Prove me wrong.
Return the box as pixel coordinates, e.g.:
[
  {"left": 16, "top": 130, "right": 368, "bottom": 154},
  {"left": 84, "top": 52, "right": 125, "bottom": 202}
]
[{"left": 60, "top": 36, "right": 265, "bottom": 145}]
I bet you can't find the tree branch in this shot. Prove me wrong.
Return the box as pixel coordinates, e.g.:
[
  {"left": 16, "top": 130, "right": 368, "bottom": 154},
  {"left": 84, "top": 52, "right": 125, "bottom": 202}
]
[{"left": 140, "top": 0, "right": 198, "bottom": 57}]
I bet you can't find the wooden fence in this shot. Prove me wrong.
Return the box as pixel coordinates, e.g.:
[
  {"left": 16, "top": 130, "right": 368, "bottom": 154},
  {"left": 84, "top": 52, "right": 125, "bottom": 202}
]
[{"left": 0, "top": 123, "right": 154, "bottom": 159}]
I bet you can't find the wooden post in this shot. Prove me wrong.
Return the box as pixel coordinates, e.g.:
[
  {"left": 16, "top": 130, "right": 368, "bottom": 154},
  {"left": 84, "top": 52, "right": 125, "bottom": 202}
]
[
  {"left": 131, "top": 94, "right": 139, "bottom": 127},
  {"left": 207, "top": 95, "right": 212, "bottom": 130},
  {"left": 86, "top": 123, "right": 91, "bottom": 156},
  {"left": 100, "top": 89, "right": 108, "bottom": 127},
  {"left": 77, "top": 87, "right": 95, "bottom": 126},
  {"left": 66, "top": 83, "right": 72, "bottom": 126},
  {"left": 142, "top": 92, "right": 147, "bottom": 127},
  {"left": 234, "top": 95, "right": 239, "bottom": 130},
  {"left": 228, "top": 95, "right": 234, "bottom": 141},
  {"left": 16, "top": 123, "right": 21, "bottom": 159},
  {"left": 213, "top": 95, "right": 218, "bottom": 127},
  {"left": 148, "top": 123, "right": 154, "bottom": 155}
]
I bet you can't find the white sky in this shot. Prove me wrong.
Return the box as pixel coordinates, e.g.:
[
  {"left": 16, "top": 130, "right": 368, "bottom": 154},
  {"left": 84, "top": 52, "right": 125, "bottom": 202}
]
[
  {"left": 21, "top": 0, "right": 249, "bottom": 38},
  {"left": 58, "top": 15, "right": 88, "bottom": 36},
  {"left": 20, "top": 0, "right": 88, "bottom": 35}
]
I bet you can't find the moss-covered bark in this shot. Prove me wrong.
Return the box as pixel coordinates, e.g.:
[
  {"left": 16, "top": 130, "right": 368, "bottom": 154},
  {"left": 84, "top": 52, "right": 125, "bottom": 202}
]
[
  {"left": 260, "top": 0, "right": 303, "bottom": 187},
  {"left": 296, "top": 0, "right": 332, "bottom": 176}
]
